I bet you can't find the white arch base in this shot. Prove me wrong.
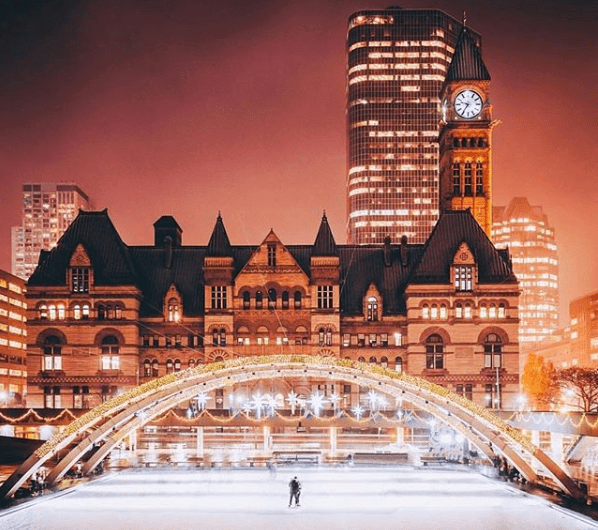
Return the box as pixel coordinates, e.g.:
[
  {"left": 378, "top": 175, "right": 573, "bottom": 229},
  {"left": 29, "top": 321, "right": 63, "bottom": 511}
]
[{"left": 0, "top": 356, "right": 584, "bottom": 501}]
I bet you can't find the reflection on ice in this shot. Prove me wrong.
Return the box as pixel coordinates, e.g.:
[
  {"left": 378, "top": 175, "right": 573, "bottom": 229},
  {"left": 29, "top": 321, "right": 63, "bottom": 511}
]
[{"left": 1, "top": 467, "right": 596, "bottom": 530}]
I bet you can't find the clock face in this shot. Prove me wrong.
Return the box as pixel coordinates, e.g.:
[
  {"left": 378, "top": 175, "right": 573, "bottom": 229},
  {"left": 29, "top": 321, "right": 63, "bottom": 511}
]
[{"left": 454, "top": 90, "right": 483, "bottom": 119}]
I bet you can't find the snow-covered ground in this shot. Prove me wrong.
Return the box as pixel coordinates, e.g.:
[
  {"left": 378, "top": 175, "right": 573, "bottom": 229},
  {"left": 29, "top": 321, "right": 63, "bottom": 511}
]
[{"left": 1, "top": 466, "right": 597, "bottom": 530}]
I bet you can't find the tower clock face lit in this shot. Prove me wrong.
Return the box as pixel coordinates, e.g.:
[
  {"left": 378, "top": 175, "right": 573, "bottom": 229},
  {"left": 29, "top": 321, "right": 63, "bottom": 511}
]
[{"left": 454, "top": 90, "right": 483, "bottom": 119}]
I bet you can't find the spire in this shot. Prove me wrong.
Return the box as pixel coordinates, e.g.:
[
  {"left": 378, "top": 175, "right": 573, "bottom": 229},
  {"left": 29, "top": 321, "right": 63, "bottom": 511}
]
[
  {"left": 206, "top": 212, "right": 232, "bottom": 257},
  {"left": 445, "top": 26, "right": 490, "bottom": 82},
  {"left": 312, "top": 212, "right": 338, "bottom": 256}
]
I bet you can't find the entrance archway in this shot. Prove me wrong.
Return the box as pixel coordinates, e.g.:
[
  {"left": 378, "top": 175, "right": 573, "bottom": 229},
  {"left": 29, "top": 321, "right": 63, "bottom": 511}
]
[{"left": 0, "top": 356, "right": 584, "bottom": 500}]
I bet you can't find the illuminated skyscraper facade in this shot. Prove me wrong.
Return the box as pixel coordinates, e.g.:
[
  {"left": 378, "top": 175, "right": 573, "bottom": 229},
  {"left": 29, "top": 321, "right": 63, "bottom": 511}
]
[
  {"left": 492, "top": 198, "right": 559, "bottom": 348},
  {"left": 346, "top": 8, "right": 480, "bottom": 244},
  {"left": 11, "top": 183, "right": 92, "bottom": 280}
]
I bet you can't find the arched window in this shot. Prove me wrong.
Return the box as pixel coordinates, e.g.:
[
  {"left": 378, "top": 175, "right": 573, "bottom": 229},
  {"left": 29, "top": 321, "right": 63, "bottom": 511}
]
[
  {"left": 143, "top": 359, "right": 151, "bottom": 377},
  {"left": 212, "top": 329, "right": 219, "bottom": 346},
  {"left": 39, "top": 304, "right": 48, "bottom": 320},
  {"left": 426, "top": 334, "right": 444, "bottom": 370},
  {"left": 452, "top": 162, "right": 461, "bottom": 195},
  {"left": 464, "top": 303, "right": 473, "bottom": 319},
  {"left": 475, "top": 161, "right": 484, "bottom": 195},
  {"left": 174, "top": 359, "right": 181, "bottom": 372},
  {"left": 97, "top": 304, "right": 106, "bottom": 320},
  {"left": 282, "top": 291, "right": 289, "bottom": 309},
  {"left": 100, "top": 335, "right": 120, "bottom": 370},
  {"left": 167, "top": 298, "right": 180, "bottom": 322},
  {"left": 294, "top": 291, "right": 302, "bottom": 309},
  {"left": 439, "top": 304, "right": 448, "bottom": 319},
  {"left": 380, "top": 356, "right": 388, "bottom": 368},
  {"left": 464, "top": 162, "right": 472, "bottom": 195},
  {"left": 214, "top": 356, "right": 224, "bottom": 362},
  {"left": 242, "top": 291, "right": 250, "bottom": 310},
  {"left": 480, "top": 304, "right": 488, "bottom": 319},
  {"left": 257, "top": 326, "right": 269, "bottom": 345},
  {"left": 188, "top": 359, "right": 196, "bottom": 369},
  {"left": 268, "top": 288, "right": 277, "bottom": 310},
  {"left": 73, "top": 304, "right": 82, "bottom": 320},
  {"left": 367, "top": 296, "right": 378, "bottom": 321},
  {"left": 57, "top": 304, "right": 66, "bottom": 320},
  {"left": 256, "top": 291, "right": 263, "bottom": 309},
  {"left": 152, "top": 359, "right": 159, "bottom": 377},
  {"left": 455, "top": 303, "right": 463, "bottom": 318},
  {"left": 488, "top": 304, "right": 497, "bottom": 319},
  {"left": 82, "top": 303, "right": 90, "bottom": 319},
  {"left": 319, "top": 327, "right": 325, "bottom": 346},
  {"left": 358, "top": 356, "right": 365, "bottom": 363},
  {"left": 484, "top": 333, "right": 502, "bottom": 368},
  {"left": 326, "top": 328, "right": 332, "bottom": 346},
  {"left": 369, "top": 356, "right": 377, "bottom": 365},
  {"left": 48, "top": 304, "right": 57, "bottom": 320},
  {"left": 219, "top": 328, "right": 227, "bottom": 346},
  {"left": 395, "top": 356, "right": 403, "bottom": 373},
  {"left": 498, "top": 303, "right": 506, "bottom": 318},
  {"left": 430, "top": 304, "right": 438, "bottom": 319},
  {"left": 166, "top": 359, "right": 174, "bottom": 374},
  {"left": 43, "top": 335, "right": 62, "bottom": 371},
  {"left": 422, "top": 304, "right": 430, "bottom": 319}
]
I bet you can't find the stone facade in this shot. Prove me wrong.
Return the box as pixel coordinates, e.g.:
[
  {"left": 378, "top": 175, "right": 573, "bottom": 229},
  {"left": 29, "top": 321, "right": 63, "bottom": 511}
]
[{"left": 25, "top": 209, "right": 520, "bottom": 410}]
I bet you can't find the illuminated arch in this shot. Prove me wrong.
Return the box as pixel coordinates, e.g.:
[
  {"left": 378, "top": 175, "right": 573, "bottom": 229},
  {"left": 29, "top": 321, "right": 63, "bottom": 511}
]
[{"left": 0, "top": 356, "right": 584, "bottom": 501}]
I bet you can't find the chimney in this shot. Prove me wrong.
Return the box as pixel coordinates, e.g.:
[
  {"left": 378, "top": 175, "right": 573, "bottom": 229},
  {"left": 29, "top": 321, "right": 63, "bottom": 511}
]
[
  {"left": 400, "top": 235, "right": 408, "bottom": 266},
  {"left": 164, "top": 236, "right": 173, "bottom": 269},
  {"left": 383, "top": 236, "right": 392, "bottom": 267}
]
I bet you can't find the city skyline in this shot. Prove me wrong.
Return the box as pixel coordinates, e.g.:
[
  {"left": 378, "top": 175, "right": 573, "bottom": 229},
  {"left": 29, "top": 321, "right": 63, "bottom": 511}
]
[{"left": 0, "top": 0, "right": 596, "bottom": 322}]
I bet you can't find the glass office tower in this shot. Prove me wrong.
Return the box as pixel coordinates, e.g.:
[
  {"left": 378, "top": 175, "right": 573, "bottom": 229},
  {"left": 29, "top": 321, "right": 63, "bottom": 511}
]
[{"left": 346, "top": 8, "right": 480, "bottom": 244}]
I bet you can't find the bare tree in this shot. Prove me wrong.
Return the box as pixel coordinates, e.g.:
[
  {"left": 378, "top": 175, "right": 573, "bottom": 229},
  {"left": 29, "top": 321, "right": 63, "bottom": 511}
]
[{"left": 557, "top": 367, "right": 598, "bottom": 412}]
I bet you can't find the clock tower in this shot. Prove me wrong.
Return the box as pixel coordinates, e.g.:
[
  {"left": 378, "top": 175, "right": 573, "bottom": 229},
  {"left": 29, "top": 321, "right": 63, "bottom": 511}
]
[{"left": 439, "top": 25, "right": 497, "bottom": 237}]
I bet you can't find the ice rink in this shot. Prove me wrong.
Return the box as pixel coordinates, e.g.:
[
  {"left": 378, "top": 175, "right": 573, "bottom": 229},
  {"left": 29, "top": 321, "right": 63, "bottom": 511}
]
[{"left": 1, "top": 466, "right": 597, "bottom": 530}]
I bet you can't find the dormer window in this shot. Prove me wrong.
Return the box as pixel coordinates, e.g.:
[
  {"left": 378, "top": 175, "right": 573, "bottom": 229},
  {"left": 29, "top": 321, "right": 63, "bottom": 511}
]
[
  {"left": 167, "top": 298, "right": 180, "bottom": 322},
  {"left": 267, "top": 243, "right": 276, "bottom": 267},
  {"left": 452, "top": 242, "right": 476, "bottom": 292},
  {"left": 71, "top": 267, "right": 90, "bottom": 293},
  {"left": 367, "top": 296, "right": 378, "bottom": 321},
  {"left": 454, "top": 266, "right": 473, "bottom": 291}
]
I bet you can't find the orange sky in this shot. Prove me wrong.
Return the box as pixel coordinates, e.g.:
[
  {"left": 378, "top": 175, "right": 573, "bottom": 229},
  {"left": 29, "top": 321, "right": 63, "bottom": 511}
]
[{"left": 0, "top": 0, "right": 596, "bottom": 323}]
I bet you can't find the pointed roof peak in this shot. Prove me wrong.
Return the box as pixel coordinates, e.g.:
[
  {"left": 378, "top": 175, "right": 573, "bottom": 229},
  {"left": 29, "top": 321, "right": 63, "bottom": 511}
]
[
  {"left": 313, "top": 213, "right": 338, "bottom": 257},
  {"left": 445, "top": 25, "right": 490, "bottom": 83},
  {"left": 206, "top": 213, "right": 232, "bottom": 257}
]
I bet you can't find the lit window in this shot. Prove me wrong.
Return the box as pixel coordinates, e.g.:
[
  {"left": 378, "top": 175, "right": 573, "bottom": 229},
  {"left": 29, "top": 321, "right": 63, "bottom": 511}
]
[
  {"left": 430, "top": 304, "right": 438, "bottom": 319},
  {"left": 395, "top": 356, "right": 403, "bottom": 373},
  {"left": 394, "top": 332, "right": 402, "bottom": 347},
  {"left": 167, "top": 298, "right": 180, "bottom": 322},
  {"left": 480, "top": 304, "right": 487, "bottom": 319},
  {"left": 39, "top": 304, "right": 48, "bottom": 320},
  {"left": 454, "top": 266, "right": 473, "bottom": 291},
  {"left": 422, "top": 304, "right": 430, "bottom": 319},
  {"left": 71, "top": 267, "right": 90, "bottom": 293},
  {"left": 475, "top": 161, "right": 483, "bottom": 195},
  {"left": 498, "top": 303, "right": 506, "bottom": 318},
  {"left": 367, "top": 296, "right": 378, "bottom": 321},
  {"left": 100, "top": 335, "right": 120, "bottom": 370},
  {"left": 464, "top": 162, "right": 472, "bottom": 195},
  {"left": 439, "top": 304, "right": 448, "bottom": 319},
  {"left": 43, "top": 335, "right": 62, "bottom": 371},
  {"left": 464, "top": 304, "right": 473, "bottom": 319},
  {"left": 488, "top": 304, "right": 497, "bottom": 319}
]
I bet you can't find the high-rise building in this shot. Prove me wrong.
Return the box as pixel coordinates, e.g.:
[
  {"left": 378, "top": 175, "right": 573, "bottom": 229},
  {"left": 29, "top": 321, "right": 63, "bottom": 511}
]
[
  {"left": 0, "top": 269, "right": 27, "bottom": 407},
  {"left": 492, "top": 197, "right": 559, "bottom": 348},
  {"left": 346, "top": 8, "right": 481, "bottom": 244},
  {"left": 11, "top": 183, "right": 92, "bottom": 280}
]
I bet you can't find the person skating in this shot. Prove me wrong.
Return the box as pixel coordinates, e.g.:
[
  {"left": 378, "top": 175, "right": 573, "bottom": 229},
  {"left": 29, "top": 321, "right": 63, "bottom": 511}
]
[{"left": 288, "top": 476, "right": 301, "bottom": 507}]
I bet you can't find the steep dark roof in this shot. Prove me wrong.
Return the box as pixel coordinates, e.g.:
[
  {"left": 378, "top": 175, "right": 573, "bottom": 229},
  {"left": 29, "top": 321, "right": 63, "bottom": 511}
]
[
  {"left": 205, "top": 214, "right": 232, "bottom": 257},
  {"left": 153, "top": 216, "right": 182, "bottom": 230},
  {"left": 28, "top": 210, "right": 137, "bottom": 286},
  {"left": 410, "top": 210, "right": 516, "bottom": 284},
  {"left": 28, "top": 210, "right": 516, "bottom": 318},
  {"left": 445, "top": 27, "right": 490, "bottom": 82},
  {"left": 312, "top": 213, "right": 338, "bottom": 256}
]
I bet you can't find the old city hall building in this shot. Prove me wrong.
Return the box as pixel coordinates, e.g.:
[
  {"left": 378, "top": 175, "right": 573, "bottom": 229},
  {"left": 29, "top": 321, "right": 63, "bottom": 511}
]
[{"left": 24, "top": 208, "right": 519, "bottom": 411}]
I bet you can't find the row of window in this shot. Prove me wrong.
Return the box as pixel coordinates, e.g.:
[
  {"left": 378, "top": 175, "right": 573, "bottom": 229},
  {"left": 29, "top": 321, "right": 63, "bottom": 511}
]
[
  {"left": 213, "top": 287, "right": 334, "bottom": 311},
  {"left": 452, "top": 161, "right": 484, "bottom": 197},
  {"left": 421, "top": 302, "right": 507, "bottom": 319},
  {"left": 42, "top": 335, "right": 121, "bottom": 371},
  {"left": 37, "top": 303, "right": 123, "bottom": 321},
  {"left": 342, "top": 332, "right": 403, "bottom": 347}
]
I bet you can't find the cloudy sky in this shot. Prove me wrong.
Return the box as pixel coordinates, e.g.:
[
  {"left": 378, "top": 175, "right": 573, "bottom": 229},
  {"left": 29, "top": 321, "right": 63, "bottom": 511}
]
[{"left": 0, "top": 0, "right": 596, "bottom": 322}]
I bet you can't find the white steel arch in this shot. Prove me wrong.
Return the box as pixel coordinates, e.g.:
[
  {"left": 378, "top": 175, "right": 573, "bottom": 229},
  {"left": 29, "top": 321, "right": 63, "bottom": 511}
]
[{"left": 0, "top": 356, "right": 584, "bottom": 500}]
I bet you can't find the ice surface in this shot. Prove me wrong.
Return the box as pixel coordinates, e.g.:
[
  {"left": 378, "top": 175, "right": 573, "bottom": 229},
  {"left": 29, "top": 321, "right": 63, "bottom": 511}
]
[{"left": 1, "top": 467, "right": 597, "bottom": 530}]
